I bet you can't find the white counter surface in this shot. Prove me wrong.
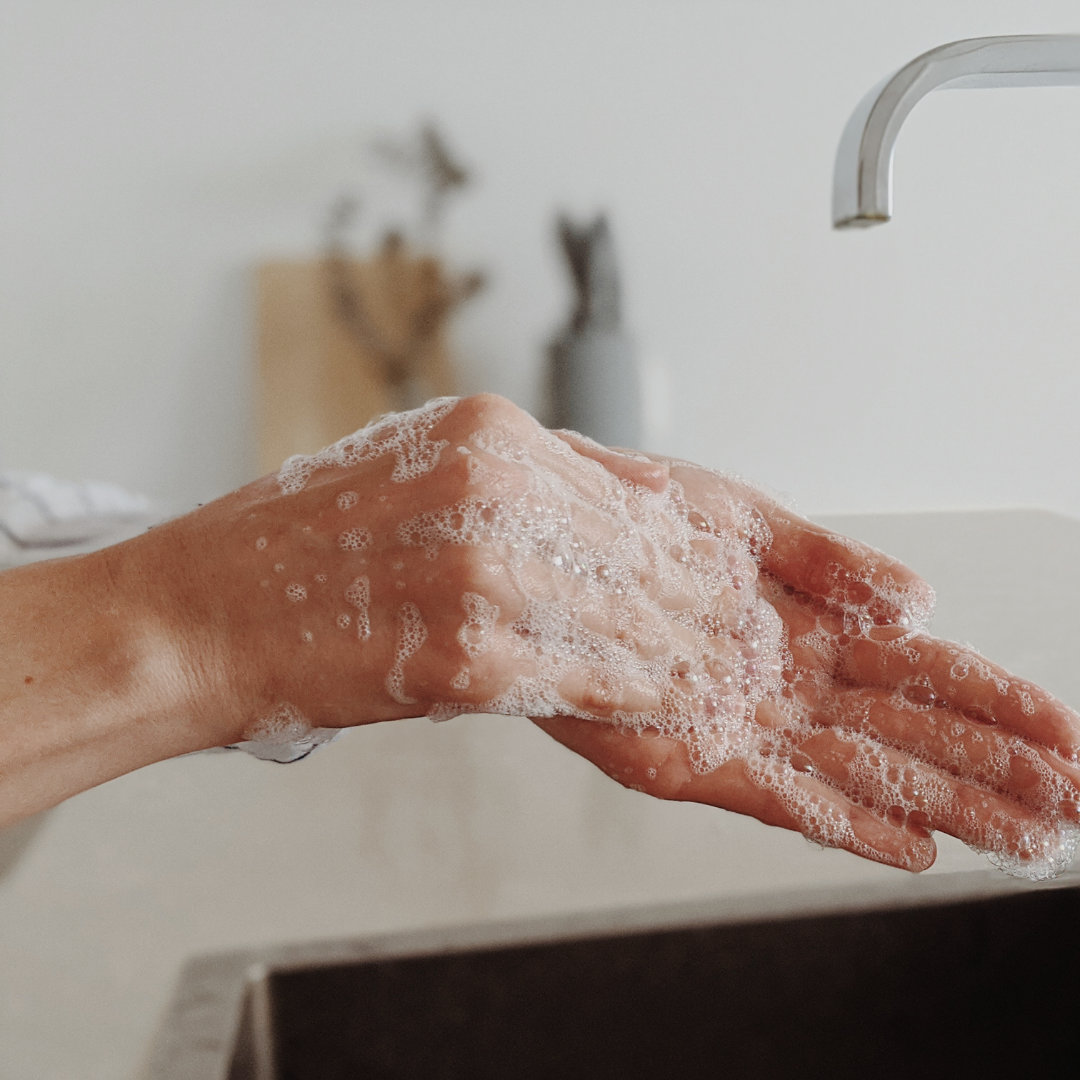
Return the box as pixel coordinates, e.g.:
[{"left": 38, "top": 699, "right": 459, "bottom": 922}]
[{"left": 1, "top": 509, "right": 1077, "bottom": 1079}]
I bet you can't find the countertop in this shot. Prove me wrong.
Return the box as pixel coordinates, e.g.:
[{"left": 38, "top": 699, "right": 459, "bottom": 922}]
[{"left": 1, "top": 508, "right": 1078, "bottom": 1080}]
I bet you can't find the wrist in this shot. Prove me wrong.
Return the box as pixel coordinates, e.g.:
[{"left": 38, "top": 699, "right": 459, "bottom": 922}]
[
  {"left": 0, "top": 546, "right": 216, "bottom": 825},
  {"left": 98, "top": 524, "right": 252, "bottom": 753}
]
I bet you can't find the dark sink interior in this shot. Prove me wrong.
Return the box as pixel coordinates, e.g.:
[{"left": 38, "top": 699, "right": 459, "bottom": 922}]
[{"left": 229, "top": 885, "right": 1080, "bottom": 1079}]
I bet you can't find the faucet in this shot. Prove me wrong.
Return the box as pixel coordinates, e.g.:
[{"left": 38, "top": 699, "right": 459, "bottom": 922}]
[{"left": 833, "top": 35, "right": 1080, "bottom": 229}]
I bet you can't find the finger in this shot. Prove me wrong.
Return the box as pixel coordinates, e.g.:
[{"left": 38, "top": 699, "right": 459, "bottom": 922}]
[
  {"left": 845, "top": 634, "right": 1080, "bottom": 761},
  {"left": 766, "top": 578, "right": 854, "bottom": 647},
  {"left": 532, "top": 715, "right": 936, "bottom": 871},
  {"left": 761, "top": 522, "right": 933, "bottom": 635},
  {"left": 775, "top": 586, "right": 1080, "bottom": 765},
  {"left": 651, "top": 458, "right": 934, "bottom": 634},
  {"left": 552, "top": 430, "right": 670, "bottom": 493},
  {"left": 680, "top": 754, "right": 936, "bottom": 871},
  {"left": 767, "top": 587, "right": 898, "bottom": 688},
  {"left": 796, "top": 727, "right": 1077, "bottom": 877},
  {"left": 799, "top": 684, "right": 1080, "bottom": 822},
  {"left": 723, "top": 479, "right": 932, "bottom": 613}
]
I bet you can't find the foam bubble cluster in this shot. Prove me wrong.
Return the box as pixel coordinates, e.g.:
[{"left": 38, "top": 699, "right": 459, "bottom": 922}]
[
  {"left": 278, "top": 397, "right": 456, "bottom": 494},
  {"left": 345, "top": 576, "right": 371, "bottom": 640},
  {"left": 258, "top": 396, "right": 1079, "bottom": 879},
  {"left": 457, "top": 592, "right": 499, "bottom": 660},
  {"left": 387, "top": 602, "right": 427, "bottom": 705},
  {"left": 230, "top": 703, "right": 341, "bottom": 763},
  {"left": 338, "top": 527, "right": 371, "bottom": 552}
]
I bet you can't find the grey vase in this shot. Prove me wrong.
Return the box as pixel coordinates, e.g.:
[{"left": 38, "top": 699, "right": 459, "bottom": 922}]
[{"left": 548, "top": 215, "right": 642, "bottom": 450}]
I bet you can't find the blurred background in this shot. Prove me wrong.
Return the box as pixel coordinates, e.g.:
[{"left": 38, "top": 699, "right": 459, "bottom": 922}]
[{"left": 3, "top": 0, "right": 1080, "bottom": 518}]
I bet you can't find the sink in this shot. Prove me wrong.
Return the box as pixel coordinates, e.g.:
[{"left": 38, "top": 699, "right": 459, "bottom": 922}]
[{"left": 146, "top": 872, "right": 1080, "bottom": 1079}]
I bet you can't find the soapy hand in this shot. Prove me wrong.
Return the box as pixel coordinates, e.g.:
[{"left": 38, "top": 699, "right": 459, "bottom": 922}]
[
  {"left": 161, "top": 396, "right": 786, "bottom": 746},
  {"left": 538, "top": 455, "right": 1080, "bottom": 876},
  {"left": 161, "top": 392, "right": 1079, "bottom": 877}
]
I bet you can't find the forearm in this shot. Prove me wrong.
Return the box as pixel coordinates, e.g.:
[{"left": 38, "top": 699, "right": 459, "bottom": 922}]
[{"left": 0, "top": 549, "right": 215, "bottom": 827}]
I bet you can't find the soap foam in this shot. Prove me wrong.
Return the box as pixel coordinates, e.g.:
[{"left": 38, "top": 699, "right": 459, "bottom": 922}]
[
  {"left": 345, "top": 576, "right": 371, "bottom": 640},
  {"left": 338, "top": 527, "right": 371, "bottom": 552},
  {"left": 387, "top": 601, "right": 427, "bottom": 705},
  {"left": 278, "top": 397, "right": 456, "bottom": 494},
  {"left": 231, "top": 703, "right": 341, "bottom": 763},
  {"left": 457, "top": 592, "right": 499, "bottom": 659}
]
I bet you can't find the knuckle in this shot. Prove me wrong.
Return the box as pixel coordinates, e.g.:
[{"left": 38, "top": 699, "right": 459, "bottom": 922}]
[
  {"left": 580, "top": 683, "right": 618, "bottom": 718},
  {"left": 454, "top": 393, "right": 532, "bottom": 435}
]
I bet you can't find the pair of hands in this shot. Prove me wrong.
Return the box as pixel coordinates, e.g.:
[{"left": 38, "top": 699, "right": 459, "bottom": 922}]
[{"left": 137, "top": 394, "right": 1080, "bottom": 875}]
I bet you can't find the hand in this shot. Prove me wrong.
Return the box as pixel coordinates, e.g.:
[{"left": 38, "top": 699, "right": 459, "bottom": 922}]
[
  {"left": 536, "top": 459, "right": 1080, "bottom": 877},
  {"left": 123, "top": 394, "right": 736, "bottom": 747}
]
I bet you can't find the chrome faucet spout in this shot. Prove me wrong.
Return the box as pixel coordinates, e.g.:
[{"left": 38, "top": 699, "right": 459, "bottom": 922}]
[{"left": 833, "top": 35, "right": 1080, "bottom": 229}]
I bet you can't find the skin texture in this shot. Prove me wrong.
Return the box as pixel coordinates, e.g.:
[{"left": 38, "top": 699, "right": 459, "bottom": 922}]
[{"left": 1, "top": 393, "right": 1078, "bottom": 876}]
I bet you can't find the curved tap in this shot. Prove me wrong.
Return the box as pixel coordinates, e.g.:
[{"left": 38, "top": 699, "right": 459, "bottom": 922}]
[{"left": 833, "top": 35, "right": 1080, "bottom": 229}]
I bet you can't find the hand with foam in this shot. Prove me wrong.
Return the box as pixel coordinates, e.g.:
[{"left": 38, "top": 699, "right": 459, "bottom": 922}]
[
  {"left": 538, "top": 458, "right": 1080, "bottom": 878},
  {"left": 214, "top": 393, "right": 1080, "bottom": 877},
  {"left": 143, "top": 393, "right": 768, "bottom": 745}
]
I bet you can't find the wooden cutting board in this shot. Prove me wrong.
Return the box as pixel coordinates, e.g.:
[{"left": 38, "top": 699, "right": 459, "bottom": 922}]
[{"left": 256, "top": 242, "right": 461, "bottom": 475}]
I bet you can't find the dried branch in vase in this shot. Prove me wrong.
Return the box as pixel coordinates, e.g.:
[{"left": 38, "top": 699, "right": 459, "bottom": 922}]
[{"left": 323, "top": 195, "right": 483, "bottom": 410}]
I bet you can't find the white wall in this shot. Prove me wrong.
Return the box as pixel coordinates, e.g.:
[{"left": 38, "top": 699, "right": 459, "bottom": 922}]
[{"left": 2, "top": 0, "right": 1080, "bottom": 516}]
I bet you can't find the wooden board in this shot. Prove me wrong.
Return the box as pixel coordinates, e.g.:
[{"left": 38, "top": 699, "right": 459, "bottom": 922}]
[{"left": 256, "top": 250, "right": 459, "bottom": 475}]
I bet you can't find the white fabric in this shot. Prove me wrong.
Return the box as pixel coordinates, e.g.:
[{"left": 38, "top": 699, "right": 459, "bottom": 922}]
[{"left": 0, "top": 471, "right": 154, "bottom": 566}]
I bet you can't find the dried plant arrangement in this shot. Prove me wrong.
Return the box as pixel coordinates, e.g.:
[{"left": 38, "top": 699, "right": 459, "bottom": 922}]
[
  {"left": 322, "top": 190, "right": 483, "bottom": 412},
  {"left": 257, "top": 122, "right": 484, "bottom": 473}
]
